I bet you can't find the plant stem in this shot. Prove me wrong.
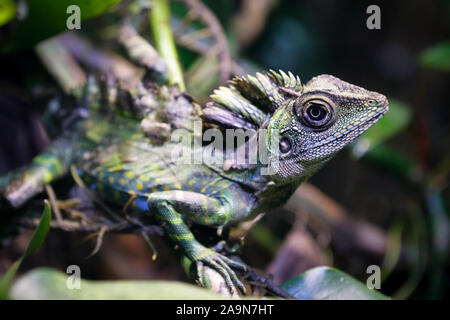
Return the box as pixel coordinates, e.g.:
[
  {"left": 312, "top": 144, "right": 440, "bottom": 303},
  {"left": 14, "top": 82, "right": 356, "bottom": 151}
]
[{"left": 149, "top": 0, "right": 186, "bottom": 91}]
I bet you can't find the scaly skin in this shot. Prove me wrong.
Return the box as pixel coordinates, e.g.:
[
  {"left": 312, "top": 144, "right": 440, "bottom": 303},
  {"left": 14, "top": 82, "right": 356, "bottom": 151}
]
[{"left": 0, "top": 70, "right": 388, "bottom": 294}]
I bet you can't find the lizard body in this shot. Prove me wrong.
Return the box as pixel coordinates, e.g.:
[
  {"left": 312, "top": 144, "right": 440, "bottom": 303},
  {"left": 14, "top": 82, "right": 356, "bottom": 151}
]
[{"left": 0, "top": 68, "right": 388, "bottom": 294}]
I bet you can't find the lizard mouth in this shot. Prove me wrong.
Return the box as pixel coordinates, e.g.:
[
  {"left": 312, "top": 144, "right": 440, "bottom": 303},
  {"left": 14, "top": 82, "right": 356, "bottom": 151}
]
[{"left": 301, "top": 109, "right": 387, "bottom": 153}]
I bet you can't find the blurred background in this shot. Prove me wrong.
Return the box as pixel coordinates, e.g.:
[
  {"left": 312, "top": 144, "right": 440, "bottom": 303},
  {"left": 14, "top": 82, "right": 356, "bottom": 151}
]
[{"left": 0, "top": 0, "right": 449, "bottom": 299}]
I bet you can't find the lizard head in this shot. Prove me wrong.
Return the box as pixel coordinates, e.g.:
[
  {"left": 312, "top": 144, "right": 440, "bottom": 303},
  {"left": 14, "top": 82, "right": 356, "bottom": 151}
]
[{"left": 266, "top": 74, "right": 388, "bottom": 183}]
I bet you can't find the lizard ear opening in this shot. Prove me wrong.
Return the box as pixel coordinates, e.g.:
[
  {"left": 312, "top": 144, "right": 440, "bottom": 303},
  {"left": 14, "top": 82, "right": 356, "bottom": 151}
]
[{"left": 279, "top": 137, "right": 291, "bottom": 154}]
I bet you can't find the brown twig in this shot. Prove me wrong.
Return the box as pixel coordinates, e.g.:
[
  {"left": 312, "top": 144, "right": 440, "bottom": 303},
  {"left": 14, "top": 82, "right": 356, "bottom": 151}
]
[
  {"left": 285, "top": 183, "right": 389, "bottom": 258},
  {"left": 15, "top": 215, "right": 164, "bottom": 236},
  {"left": 85, "top": 226, "right": 107, "bottom": 258},
  {"left": 231, "top": 0, "right": 274, "bottom": 49},
  {"left": 35, "top": 37, "right": 87, "bottom": 94},
  {"left": 266, "top": 219, "right": 326, "bottom": 284},
  {"left": 244, "top": 267, "right": 295, "bottom": 299},
  {"left": 45, "top": 184, "right": 63, "bottom": 222},
  {"left": 58, "top": 33, "right": 144, "bottom": 89},
  {"left": 181, "top": 0, "right": 232, "bottom": 85}
]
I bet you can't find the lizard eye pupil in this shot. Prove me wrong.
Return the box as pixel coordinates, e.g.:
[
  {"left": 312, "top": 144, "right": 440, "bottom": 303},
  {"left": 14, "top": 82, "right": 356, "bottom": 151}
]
[{"left": 307, "top": 104, "right": 326, "bottom": 120}]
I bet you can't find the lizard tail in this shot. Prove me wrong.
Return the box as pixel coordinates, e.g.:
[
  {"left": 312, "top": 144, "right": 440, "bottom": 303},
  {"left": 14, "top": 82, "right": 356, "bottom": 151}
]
[{"left": 0, "top": 137, "right": 74, "bottom": 208}]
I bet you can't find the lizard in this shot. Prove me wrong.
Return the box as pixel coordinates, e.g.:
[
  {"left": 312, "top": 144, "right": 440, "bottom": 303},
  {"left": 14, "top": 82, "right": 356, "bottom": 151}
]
[{"left": 0, "top": 33, "right": 389, "bottom": 296}]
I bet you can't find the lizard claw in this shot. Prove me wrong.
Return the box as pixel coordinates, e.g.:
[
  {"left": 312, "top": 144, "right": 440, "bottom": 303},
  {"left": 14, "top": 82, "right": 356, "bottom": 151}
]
[{"left": 194, "top": 248, "right": 247, "bottom": 295}]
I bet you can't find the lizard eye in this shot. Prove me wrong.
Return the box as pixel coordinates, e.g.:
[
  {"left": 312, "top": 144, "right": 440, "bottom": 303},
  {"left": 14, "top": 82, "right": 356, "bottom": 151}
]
[{"left": 300, "top": 100, "right": 332, "bottom": 128}]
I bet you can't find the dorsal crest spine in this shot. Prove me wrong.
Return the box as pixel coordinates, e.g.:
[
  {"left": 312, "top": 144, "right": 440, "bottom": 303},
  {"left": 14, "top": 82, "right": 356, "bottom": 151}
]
[{"left": 202, "top": 70, "right": 302, "bottom": 130}]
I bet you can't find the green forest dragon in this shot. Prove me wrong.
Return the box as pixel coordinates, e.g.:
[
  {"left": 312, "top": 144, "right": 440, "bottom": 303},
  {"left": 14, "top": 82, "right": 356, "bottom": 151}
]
[{"left": 0, "top": 28, "right": 388, "bottom": 295}]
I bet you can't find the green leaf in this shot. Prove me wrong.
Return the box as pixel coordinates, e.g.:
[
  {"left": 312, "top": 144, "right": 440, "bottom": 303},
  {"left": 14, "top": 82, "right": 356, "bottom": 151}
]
[
  {"left": 1, "top": 0, "right": 120, "bottom": 53},
  {"left": 351, "top": 99, "right": 412, "bottom": 158},
  {"left": 419, "top": 41, "right": 450, "bottom": 71},
  {"left": 0, "top": 0, "right": 16, "bottom": 27},
  {"left": 10, "top": 267, "right": 224, "bottom": 300},
  {"left": 0, "top": 201, "right": 52, "bottom": 300},
  {"left": 279, "top": 266, "right": 389, "bottom": 300}
]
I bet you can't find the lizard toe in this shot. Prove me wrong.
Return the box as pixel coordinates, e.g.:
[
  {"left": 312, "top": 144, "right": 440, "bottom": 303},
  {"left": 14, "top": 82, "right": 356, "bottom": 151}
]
[{"left": 194, "top": 249, "right": 247, "bottom": 295}]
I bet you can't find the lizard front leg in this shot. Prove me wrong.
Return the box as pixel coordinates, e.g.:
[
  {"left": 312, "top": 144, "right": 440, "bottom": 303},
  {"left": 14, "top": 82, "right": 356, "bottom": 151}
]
[{"left": 147, "top": 190, "right": 248, "bottom": 294}]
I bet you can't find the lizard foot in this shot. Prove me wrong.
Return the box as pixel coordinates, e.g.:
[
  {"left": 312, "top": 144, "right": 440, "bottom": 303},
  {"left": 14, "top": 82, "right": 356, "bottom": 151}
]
[{"left": 192, "top": 247, "right": 247, "bottom": 295}]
